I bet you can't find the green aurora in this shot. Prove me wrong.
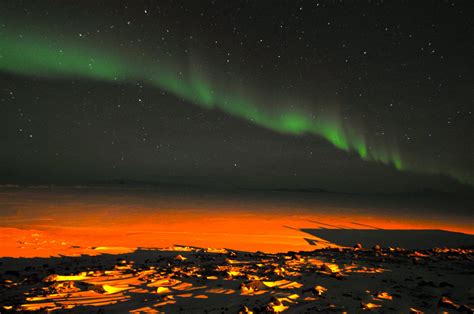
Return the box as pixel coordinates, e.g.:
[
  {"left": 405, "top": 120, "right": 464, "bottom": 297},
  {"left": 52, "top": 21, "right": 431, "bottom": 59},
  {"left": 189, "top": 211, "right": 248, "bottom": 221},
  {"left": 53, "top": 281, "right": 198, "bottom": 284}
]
[{"left": 0, "top": 29, "right": 471, "bottom": 186}]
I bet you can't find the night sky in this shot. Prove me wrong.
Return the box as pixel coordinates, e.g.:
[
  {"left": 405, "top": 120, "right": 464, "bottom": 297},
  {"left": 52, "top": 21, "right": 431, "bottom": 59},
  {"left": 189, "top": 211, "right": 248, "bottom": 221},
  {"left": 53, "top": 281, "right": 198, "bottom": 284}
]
[{"left": 1, "top": 1, "right": 473, "bottom": 193}]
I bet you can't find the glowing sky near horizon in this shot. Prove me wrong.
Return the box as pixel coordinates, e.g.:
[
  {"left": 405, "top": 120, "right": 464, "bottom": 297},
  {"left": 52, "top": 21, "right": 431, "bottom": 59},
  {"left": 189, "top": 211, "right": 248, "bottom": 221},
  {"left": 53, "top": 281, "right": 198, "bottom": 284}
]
[{"left": 0, "top": 28, "right": 471, "bottom": 186}]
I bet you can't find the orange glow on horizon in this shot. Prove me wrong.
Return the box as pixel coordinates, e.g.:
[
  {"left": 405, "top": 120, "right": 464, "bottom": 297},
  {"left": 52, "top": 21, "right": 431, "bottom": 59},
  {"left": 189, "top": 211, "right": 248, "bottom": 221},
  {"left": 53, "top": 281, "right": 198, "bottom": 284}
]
[
  {"left": 0, "top": 189, "right": 472, "bottom": 257},
  {"left": 1, "top": 207, "right": 473, "bottom": 258}
]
